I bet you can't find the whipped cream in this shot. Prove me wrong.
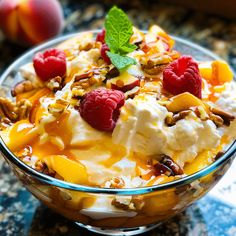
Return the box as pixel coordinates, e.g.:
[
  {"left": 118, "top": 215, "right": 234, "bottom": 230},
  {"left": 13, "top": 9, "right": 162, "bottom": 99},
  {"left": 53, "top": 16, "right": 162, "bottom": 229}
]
[
  {"left": 113, "top": 96, "right": 221, "bottom": 166},
  {"left": 113, "top": 95, "right": 168, "bottom": 156},
  {"left": 216, "top": 82, "right": 236, "bottom": 139}
]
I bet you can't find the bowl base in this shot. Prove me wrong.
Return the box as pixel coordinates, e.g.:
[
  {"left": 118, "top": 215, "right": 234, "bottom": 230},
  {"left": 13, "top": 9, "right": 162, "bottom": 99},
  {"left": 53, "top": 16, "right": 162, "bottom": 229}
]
[{"left": 75, "top": 222, "right": 160, "bottom": 235}]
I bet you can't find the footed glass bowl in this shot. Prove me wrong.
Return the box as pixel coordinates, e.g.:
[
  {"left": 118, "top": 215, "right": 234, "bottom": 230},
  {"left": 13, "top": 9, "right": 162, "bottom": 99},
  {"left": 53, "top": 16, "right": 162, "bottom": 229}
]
[{"left": 0, "top": 32, "right": 236, "bottom": 236}]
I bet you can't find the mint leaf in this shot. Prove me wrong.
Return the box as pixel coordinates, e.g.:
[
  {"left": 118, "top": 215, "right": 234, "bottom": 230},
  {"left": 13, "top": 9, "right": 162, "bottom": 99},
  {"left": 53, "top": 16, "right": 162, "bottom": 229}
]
[
  {"left": 104, "top": 6, "right": 137, "bottom": 71},
  {"left": 105, "top": 6, "right": 133, "bottom": 51},
  {"left": 107, "top": 52, "right": 137, "bottom": 70},
  {"left": 119, "top": 44, "right": 137, "bottom": 54}
]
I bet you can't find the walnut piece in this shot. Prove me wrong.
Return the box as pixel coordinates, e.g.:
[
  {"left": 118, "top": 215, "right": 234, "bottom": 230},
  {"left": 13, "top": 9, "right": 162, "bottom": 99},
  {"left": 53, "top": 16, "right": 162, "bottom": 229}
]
[
  {"left": 210, "top": 107, "right": 235, "bottom": 126},
  {"left": 11, "top": 80, "right": 35, "bottom": 97}
]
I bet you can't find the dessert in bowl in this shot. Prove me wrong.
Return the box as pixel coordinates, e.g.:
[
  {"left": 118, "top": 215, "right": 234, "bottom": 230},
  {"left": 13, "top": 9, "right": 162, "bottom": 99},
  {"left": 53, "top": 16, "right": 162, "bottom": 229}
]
[{"left": 0, "top": 6, "right": 236, "bottom": 235}]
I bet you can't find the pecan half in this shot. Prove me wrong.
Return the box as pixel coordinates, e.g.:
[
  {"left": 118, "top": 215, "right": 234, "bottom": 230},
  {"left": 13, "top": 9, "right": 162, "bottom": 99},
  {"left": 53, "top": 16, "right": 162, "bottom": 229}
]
[
  {"left": 209, "top": 113, "right": 224, "bottom": 127},
  {"left": 154, "top": 162, "right": 174, "bottom": 176},
  {"left": 11, "top": 80, "right": 35, "bottom": 97},
  {"left": 161, "top": 155, "right": 183, "bottom": 175},
  {"left": 17, "top": 99, "right": 32, "bottom": 120},
  {"left": 0, "top": 97, "right": 18, "bottom": 121},
  {"left": 210, "top": 107, "right": 235, "bottom": 126},
  {"left": 165, "top": 110, "right": 192, "bottom": 126},
  {"left": 0, "top": 117, "right": 12, "bottom": 130},
  {"left": 142, "top": 64, "right": 167, "bottom": 75},
  {"left": 74, "top": 71, "right": 94, "bottom": 82}
]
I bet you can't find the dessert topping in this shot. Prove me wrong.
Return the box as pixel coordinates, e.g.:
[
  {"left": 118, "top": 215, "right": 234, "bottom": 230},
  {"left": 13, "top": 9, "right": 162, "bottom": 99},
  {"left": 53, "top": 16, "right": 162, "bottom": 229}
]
[
  {"left": 33, "top": 48, "right": 67, "bottom": 82},
  {"left": 79, "top": 88, "right": 125, "bottom": 131},
  {"left": 11, "top": 80, "right": 35, "bottom": 97},
  {"left": 163, "top": 56, "right": 202, "bottom": 98},
  {"left": 104, "top": 6, "right": 137, "bottom": 70}
]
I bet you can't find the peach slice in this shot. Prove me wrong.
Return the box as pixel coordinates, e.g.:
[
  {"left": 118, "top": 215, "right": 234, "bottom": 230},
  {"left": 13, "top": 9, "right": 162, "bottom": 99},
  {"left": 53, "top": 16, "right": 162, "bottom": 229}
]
[
  {"left": 212, "top": 60, "right": 233, "bottom": 85},
  {"left": 166, "top": 92, "right": 206, "bottom": 113},
  {"left": 43, "top": 155, "right": 88, "bottom": 184},
  {"left": 108, "top": 71, "right": 140, "bottom": 92},
  {"left": 7, "top": 120, "right": 38, "bottom": 151},
  {"left": 199, "top": 60, "right": 233, "bottom": 85}
]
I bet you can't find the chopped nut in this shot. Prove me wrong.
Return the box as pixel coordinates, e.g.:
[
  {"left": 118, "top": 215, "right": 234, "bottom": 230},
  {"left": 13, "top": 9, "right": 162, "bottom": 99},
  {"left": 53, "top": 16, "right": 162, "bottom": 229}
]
[
  {"left": 74, "top": 71, "right": 94, "bottom": 82},
  {"left": 79, "top": 41, "right": 94, "bottom": 51},
  {"left": 111, "top": 196, "right": 134, "bottom": 211},
  {"left": 17, "top": 99, "right": 32, "bottom": 120},
  {"left": 210, "top": 107, "right": 235, "bottom": 126},
  {"left": 0, "top": 117, "right": 12, "bottom": 130},
  {"left": 0, "top": 97, "right": 18, "bottom": 121},
  {"left": 209, "top": 113, "right": 224, "bottom": 127},
  {"left": 165, "top": 112, "right": 174, "bottom": 126},
  {"left": 48, "top": 99, "right": 69, "bottom": 116},
  {"left": 71, "top": 88, "right": 85, "bottom": 99},
  {"left": 161, "top": 155, "right": 184, "bottom": 175},
  {"left": 104, "top": 177, "right": 125, "bottom": 189},
  {"left": 46, "top": 76, "right": 63, "bottom": 92},
  {"left": 146, "top": 55, "right": 173, "bottom": 68},
  {"left": 154, "top": 162, "right": 173, "bottom": 176},
  {"left": 16, "top": 145, "right": 32, "bottom": 159},
  {"left": 142, "top": 64, "right": 166, "bottom": 75},
  {"left": 165, "top": 110, "right": 192, "bottom": 126},
  {"left": 125, "top": 86, "right": 140, "bottom": 99},
  {"left": 34, "top": 160, "right": 47, "bottom": 172},
  {"left": 132, "top": 196, "right": 145, "bottom": 211},
  {"left": 80, "top": 82, "right": 90, "bottom": 89},
  {"left": 195, "top": 106, "right": 209, "bottom": 120},
  {"left": 11, "top": 80, "right": 35, "bottom": 97}
]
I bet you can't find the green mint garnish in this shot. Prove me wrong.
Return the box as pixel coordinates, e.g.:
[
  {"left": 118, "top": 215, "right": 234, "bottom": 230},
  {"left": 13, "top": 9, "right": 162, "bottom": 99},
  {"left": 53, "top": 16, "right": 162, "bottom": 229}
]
[{"left": 105, "top": 6, "right": 137, "bottom": 70}]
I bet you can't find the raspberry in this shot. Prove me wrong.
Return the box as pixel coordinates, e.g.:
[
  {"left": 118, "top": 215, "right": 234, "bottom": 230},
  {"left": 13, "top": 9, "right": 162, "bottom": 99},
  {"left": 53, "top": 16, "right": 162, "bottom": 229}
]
[
  {"left": 96, "top": 29, "right": 106, "bottom": 44},
  {"left": 101, "top": 44, "right": 111, "bottom": 64},
  {"left": 79, "top": 88, "right": 125, "bottom": 131},
  {"left": 33, "top": 48, "right": 66, "bottom": 82},
  {"left": 163, "top": 56, "right": 202, "bottom": 98}
]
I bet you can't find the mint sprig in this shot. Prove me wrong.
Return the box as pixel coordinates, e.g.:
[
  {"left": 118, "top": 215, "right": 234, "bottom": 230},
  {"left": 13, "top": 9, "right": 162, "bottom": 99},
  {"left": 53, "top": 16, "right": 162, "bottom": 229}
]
[{"left": 105, "top": 6, "right": 137, "bottom": 70}]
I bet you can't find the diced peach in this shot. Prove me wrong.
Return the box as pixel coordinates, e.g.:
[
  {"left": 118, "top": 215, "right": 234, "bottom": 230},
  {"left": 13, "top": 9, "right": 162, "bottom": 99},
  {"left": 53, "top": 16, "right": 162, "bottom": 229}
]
[
  {"left": 212, "top": 60, "right": 233, "bottom": 84},
  {"left": 8, "top": 120, "right": 38, "bottom": 151},
  {"left": 166, "top": 92, "right": 205, "bottom": 113},
  {"left": 44, "top": 155, "right": 88, "bottom": 184},
  {"left": 143, "top": 191, "right": 178, "bottom": 216},
  {"left": 0, "top": 0, "right": 64, "bottom": 46},
  {"left": 199, "top": 60, "right": 233, "bottom": 85},
  {"left": 199, "top": 61, "right": 212, "bottom": 81}
]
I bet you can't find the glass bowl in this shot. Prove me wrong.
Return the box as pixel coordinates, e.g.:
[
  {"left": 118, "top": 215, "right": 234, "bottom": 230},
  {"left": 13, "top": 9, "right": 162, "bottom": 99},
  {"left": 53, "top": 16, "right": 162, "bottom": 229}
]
[{"left": 0, "top": 31, "right": 236, "bottom": 236}]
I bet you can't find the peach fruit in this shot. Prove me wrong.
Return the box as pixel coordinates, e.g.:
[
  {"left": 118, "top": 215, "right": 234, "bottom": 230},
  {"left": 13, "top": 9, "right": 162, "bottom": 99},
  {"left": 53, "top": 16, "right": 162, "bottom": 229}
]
[
  {"left": 0, "top": 0, "right": 64, "bottom": 46},
  {"left": 199, "top": 60, "right": 233, "bottom": 85}
]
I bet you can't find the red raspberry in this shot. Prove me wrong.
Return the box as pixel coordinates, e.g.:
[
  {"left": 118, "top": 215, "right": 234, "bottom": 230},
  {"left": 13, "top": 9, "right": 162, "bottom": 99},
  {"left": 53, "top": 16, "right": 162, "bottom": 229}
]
[
  {"left": 96, "top": 29, "right": 106, "bottom": 44},
  {"left": 101, "top": 44, "right": 111, "bottom": 64},
  {"left": 79, "top": 88, "right": 125, "bottom": 131},
  {"left": 33, "top": 48, "right": 66, "bottom": 82},
  {"left": 163, "top": 56, "right": 202, "bottom": 98}
]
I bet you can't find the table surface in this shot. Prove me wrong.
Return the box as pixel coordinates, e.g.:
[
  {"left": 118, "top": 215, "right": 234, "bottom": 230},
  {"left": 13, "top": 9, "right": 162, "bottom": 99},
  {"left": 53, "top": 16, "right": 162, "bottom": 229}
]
[{"left": 0, "top": 1, "right": 236, "bottom": 235}]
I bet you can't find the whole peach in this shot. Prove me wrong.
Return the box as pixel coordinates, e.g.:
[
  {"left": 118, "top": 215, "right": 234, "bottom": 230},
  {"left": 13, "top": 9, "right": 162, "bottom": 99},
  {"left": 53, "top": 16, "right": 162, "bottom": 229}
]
[{"left": 0, "top": 0, "right": 64, "bottom": 46}]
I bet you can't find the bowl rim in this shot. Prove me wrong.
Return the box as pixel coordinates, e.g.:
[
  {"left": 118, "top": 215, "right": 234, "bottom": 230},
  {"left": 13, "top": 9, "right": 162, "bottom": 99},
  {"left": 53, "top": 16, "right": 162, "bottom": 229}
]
[{"left": 0, "top": 30, "right": 236, "bottom": 195}]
